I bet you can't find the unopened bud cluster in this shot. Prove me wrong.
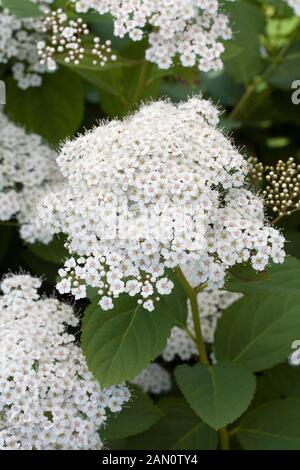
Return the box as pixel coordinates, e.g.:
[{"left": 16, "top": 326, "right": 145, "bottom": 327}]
[
  {"left": 38, "top": 8, "right": 116, "bottom": 71},
  {"left": 250, "top": 157, "right": 300, "bottom": 219}
]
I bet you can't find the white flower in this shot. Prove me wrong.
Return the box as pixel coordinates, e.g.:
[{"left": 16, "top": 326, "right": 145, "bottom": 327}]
[
  {"left": 99, "top": 296, "right": 114, "bottom": 310},
  {"left": 46, "top": 57, "right": 56, "bottom": 71},
  {"left": 131, "top": 363, "right": 171, "bottom": 394},
  {"left": 0, "top": 273, "right": 130, "bottom": 450},
  {"left": 0, "top": 110, "right": 60, "bottom": 243},
  {"left": 62, "top": 26, "right": 75, "bottom": 38},
  {"left": 143, "top": 299, "right": 155, "bottom": 311},
  {"left": 156, "top": 278, "right": 174, "bottom": 295},
  {"left": 39, "top": 97, "right": 285, "bottom": 312},
  {"left": 71, "top": 0, "right": 232, "bottom": 71},
  {"left": 57, "top": 278, "right": 71, "bottom": 294},
  {"left": 126, "top": 279, "right": 141, "bottom": 296}
]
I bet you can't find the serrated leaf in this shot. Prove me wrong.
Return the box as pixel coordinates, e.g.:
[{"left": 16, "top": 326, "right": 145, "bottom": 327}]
[
  {"left": 124, "top": 396, "right": 218, "bottom": 450},
  {"left": 237, "top": 399, "right": 300, "bottom": 449},
  {"left": 215, "top": 293, "right": 300, "bottom": 371},
  {"left": 225, "top": 257, "right": 300, "bottom": 296},
  {"left": 101, "top": 385, "right": 163, "bottom": 441},
  {"left": 175, "top": 363, "right": 256, "bottom": 430},
  {"left": 6, "top": 68, "right": 84, "bottom": 146},
  {"left": 2, "top": 0, "right": 43, "bottom": 18},
  {"left": 82, "top": 282, "right": 187, "bottom": 387}
]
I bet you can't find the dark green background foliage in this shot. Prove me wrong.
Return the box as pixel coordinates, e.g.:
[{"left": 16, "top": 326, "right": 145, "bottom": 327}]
[{"left": 1, "top": 0, "right": 300, "bottom": 450}]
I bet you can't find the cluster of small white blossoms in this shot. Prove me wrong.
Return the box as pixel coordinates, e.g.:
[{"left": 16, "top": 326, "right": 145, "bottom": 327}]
[
  {"left": 38, "top": 8, "right": 117, "bottom": 71},
  {"left": 0, "top": 1, "right": 54, "bottom": 89},
  {"left": 0, "top": 274, "right": 130, "bottom": 450},
  {"left": 162, "top": 289, "right": 241, "bottom": 361},
  {"left": 0, "top": 109, "right": 59, "bottom": 243},
  {"left": 39, "top": 96, "right": 285, "bottom": 312},
  {"left": 72, "top": 0, "right": 232, "bottom": 71},
  {"left": 131, "top": 363, "right": 171, "bottom": 394},
  {"left": 286, "top": 0, "right": 300, "bottom": 15}
]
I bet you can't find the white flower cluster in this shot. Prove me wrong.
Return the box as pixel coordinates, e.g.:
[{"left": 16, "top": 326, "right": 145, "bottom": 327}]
[
  {"left": 0, "top": 0, "right": 53, "bottom": 89},
  {"left": 38, "top": 8, "right": 117, "bottom": 71},
  {"left": 286, "top": 0, "right": 300, "bottom": 15},
  {"left": 72, "top": 0, "right": 232, "bottom": 71},
  {"left": 39, "top": 97, "right": 285, "bottom": 312},
  {"left": 131, "top": 363, "right": 171, "bottom": 394},
  {"left": 0, "top": 109, "right": 59, "bottom": 243},
  {"left": 0, "top": 274, "right": 130, "bottom": 450},
  {"left": 162, "top": 289, "right": 241, "bottom": 361}
]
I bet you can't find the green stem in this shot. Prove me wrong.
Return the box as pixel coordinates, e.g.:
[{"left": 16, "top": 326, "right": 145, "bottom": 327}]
[
  {"left": 176, "top": 268, "right": 209, "bottom": 366},
  {"left": 176, "top": 268, "right": 232, "bottom": 450},
  {"left": 127, "top": 60, "right": 150, "bottom": 112},
  {"left": 271, "top": 207, "right": 300, "bottom": 225},
  {"left": 228, "top": 426, "right": 239, "bottom": 437},
  {"left": 229, "top": 22, "right": 300, "bottom": 122},
  {"left": 229, "top": 83, "right": 256, "bottom": 121},
  {"left": 218, "top": 427, "right": 230, "bottom": 450}
]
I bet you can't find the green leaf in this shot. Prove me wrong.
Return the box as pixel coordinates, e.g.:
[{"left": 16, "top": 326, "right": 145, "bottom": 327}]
[
  {"left": 86, "top": 286, "right": 100, "bottom": 301},
  {"left": 82, "top": 281, "right": 187, "bottom": 388},
  {"left": 27, "top": 235, "right": 67, "bottom": 265},
  {"left": 201, "top": 70, "right": 244, "bottom": 107},
  {"left": 6, "top": 68, "right": 84, "bottom": 146},
  {"left": 2, "top": 0, "right": 43, "bottom": 18},
  {"left": 222, "top": 0, "right": 266, "bottom": 84},
  {"left": 175, "top": 363, "right": 256, "bottom": 430},
  {"left": 124, "top": 396, "right": 218, "bottom": 450},
  {"left": 253, "top": 364, "right": 300, "bottom": 407},
  {"left": 225, "top": 257, "right": 300, "bottom": 296},
  {"left": 237, "top": 399, "right": 300, "bottom": 450},
  {"left": 215, "top": 293, "right": 300, "bottom": 371},
  {"left": 70, "top": 67, "right": 125, "bottom": 98},
  {"left": 21, "top": 249, "right": 60, "bottom": 284},
  {"left": 160, "top": 80, "right": 201, "bottom": 103},
  {"left": 101, "top": 385, "right": 163, "bottom": 441},
  {"left": 285, "top": 231, "right": 300, "bottom": 259},
  {"left": 0, "top": 226, "right": 12, "bottom": 262},
  {"left": 268, "top": 39, "right": 300, "bottom": 90},
  {"left": 123, "top": 61, "right": 161, "bottom": 113}
]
